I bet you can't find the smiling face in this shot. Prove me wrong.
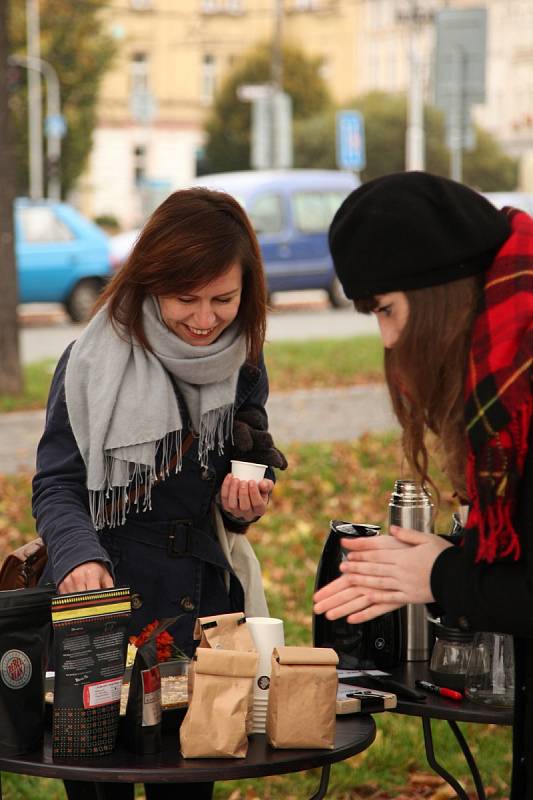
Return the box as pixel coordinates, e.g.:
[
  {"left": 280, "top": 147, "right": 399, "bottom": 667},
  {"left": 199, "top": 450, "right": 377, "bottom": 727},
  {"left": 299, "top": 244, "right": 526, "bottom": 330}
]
[
  {"left": 157, "top": 262, "right": 243, "bottom": 346},
  {"left": 373, "top": 291, "right": 409, "bottom": 349}
]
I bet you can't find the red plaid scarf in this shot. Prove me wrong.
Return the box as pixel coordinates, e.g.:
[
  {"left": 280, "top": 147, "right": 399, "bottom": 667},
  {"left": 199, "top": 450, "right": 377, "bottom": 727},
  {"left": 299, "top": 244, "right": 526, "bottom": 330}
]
[{"left": 465, "top": 209, "right": 533, "bottom": 563}]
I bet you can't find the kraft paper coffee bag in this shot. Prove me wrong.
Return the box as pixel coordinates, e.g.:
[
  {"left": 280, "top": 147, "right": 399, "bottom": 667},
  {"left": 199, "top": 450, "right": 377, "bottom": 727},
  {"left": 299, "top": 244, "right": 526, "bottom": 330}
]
[
  {"left": 51, "top": 587, "right": 131, "bottom": 758},
  {"left": 189, "top": 611, "right": 256, "bottom": 730},
  {"left": 180, "top": 648, "right": 258, "bottom": 758},
  {"left": 193, "top": 611, "right": 256, "bottom": 652},
  {"left": 266, "top": 646, "right": 338, "bottom": 749},
  {"left": 0, "top": 586, "right": 55, "bottom": 755}
]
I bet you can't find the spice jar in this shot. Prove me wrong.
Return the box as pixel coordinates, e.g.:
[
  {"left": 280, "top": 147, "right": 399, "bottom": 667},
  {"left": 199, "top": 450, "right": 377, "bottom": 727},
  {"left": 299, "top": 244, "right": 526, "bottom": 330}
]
[{"left": 429, "top": 620, "right": 474, "bottom": 692}]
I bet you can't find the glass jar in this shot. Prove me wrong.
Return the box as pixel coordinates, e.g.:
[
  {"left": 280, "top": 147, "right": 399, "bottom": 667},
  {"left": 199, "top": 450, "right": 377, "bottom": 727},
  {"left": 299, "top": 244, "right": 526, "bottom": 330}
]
[
  {"left": 429, "top": 621, "right": 474, "bottom": 691},
  {"left": 464, "top": 632, "right": 514, "bottom": 708}
]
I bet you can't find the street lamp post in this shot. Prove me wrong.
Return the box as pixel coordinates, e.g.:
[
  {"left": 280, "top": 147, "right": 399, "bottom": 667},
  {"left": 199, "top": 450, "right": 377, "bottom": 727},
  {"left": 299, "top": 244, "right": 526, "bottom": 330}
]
[
  {"left": 26, "top": 0, "right": 43, "bottom": 199},
  {"left": 9, "top": 55, "right": 64, "bottom": 200},
  {"left": 397, "top": 1, "right": 434, "bottom": 172}
]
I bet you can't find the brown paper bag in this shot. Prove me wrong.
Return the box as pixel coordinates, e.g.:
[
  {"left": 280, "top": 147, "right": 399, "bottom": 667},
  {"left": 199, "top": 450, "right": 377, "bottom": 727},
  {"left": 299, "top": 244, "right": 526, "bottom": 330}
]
[
  {"left": 193, "top": 611, "right": 256, "bottom": 651},
  {"left": 188, "top": 612, "right": 257, "bottom": 731},
  {"left": 266, "top": 646, "right": 338, "bottom": 749},
  {"left": 180, "top": 648, "right": 258, "bottom": 758}
]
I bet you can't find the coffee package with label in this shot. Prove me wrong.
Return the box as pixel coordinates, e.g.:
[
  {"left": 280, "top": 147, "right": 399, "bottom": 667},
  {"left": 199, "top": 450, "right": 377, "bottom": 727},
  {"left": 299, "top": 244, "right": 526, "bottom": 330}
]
[
  {"left": 122, "top": 618, "right": 177, "bottom": 755},
  {"left": 51, "top": 587, "right": 131, "bottom": 758},
  {"left": 0, "top": 586, "right": 55, "bottom": 755},
  {"left": 266, "top": 646, "right": 338, "bottom": 749},
  {"left": 189, "top": 611, "right": 256, "bottom": 730},
  {"left": 180, "top": 648, "right": 258, "bottom": 758}
]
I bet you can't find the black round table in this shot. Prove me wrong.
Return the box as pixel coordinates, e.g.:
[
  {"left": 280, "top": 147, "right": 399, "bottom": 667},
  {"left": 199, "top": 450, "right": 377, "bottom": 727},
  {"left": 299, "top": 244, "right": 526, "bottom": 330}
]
[
  {"left": 389, "top": 662, "right": 513, "bottom": 800},
  {"left": 0, "top": 715, "right": 376, "bottom": 800}
]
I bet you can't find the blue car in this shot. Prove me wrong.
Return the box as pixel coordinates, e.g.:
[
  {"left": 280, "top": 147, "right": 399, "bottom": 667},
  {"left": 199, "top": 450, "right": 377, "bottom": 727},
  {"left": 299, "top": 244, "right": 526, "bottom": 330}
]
[
  {"left": 15, "top": 199, "right": 112, "bottom": 322},
  {"left": 194, "top": 169, "right": 360, "bottom": 307}
]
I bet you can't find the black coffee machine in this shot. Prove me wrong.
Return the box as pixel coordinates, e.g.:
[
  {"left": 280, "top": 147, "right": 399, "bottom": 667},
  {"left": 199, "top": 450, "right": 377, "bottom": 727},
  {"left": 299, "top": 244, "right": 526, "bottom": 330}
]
[{"left": 313, "top": 520, "right": 404, "bottom": 670}]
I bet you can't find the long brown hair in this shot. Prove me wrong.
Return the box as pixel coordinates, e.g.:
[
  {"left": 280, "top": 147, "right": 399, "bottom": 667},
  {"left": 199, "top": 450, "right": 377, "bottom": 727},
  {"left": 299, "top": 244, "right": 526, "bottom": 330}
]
[
  {"left": 94, "top": 188, "right": 267, "bottom": 364},
  {"left": 356, "top": 275, "right": 483, "bottom": 497}
]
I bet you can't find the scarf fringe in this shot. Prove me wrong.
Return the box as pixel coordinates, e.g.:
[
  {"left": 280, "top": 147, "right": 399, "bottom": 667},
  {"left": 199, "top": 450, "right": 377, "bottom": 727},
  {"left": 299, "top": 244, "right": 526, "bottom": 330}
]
[
  {"left": 198, "top": 404, "right": 235, "bottom": 468},
  {"left": 468, "top": 401, "right": 531, "bottom": 563},
  {"left": 89, "top": 429, "right": 183, "bottom": 530}
]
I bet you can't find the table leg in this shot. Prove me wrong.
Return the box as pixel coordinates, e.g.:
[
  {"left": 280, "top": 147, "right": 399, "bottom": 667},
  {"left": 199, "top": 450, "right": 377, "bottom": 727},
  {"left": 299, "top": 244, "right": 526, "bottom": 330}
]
[
  {"left": 308, "top": 764, "right": 331, "bottom": 800},
  {"left": 93, "top": 782, "right": 107, "bottom": 800},
  {"left": 448, "top": 720, "right": 486, "bottom": 800},
  {"left": 422, "top": 717, "right": 470, "bottom": 800}
]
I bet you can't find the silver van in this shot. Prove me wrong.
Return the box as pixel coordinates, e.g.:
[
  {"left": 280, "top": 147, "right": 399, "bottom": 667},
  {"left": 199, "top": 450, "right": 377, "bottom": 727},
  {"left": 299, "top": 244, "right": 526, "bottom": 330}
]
[{"left": 194, "top": 169, "right": 360, "bottom": 307}]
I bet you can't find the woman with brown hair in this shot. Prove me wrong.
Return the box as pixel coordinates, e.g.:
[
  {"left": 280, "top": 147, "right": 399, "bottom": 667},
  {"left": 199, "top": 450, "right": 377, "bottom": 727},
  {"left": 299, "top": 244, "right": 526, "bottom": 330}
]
[
  {"left": 314, "top": 171, "right": 533, "bottom": 798},
  {"left": 33, "top": 187, "right": 286, "bottom": 800}
]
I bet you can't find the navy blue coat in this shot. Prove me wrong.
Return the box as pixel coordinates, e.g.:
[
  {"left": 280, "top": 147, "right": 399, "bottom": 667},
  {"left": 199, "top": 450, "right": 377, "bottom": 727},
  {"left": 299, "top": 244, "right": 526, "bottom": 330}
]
[{"left": 33, "top": 344, "right": 272, "bottom": 656}]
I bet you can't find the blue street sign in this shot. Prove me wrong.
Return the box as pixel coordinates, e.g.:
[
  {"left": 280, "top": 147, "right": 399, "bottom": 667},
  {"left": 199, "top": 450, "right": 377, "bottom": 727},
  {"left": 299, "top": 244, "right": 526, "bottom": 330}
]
[
  {"left": 45, "top": 114, "right": 67, "bottom": 139},
  {"left": 336, "top": 110, "right": 366, "bottom": 171}
]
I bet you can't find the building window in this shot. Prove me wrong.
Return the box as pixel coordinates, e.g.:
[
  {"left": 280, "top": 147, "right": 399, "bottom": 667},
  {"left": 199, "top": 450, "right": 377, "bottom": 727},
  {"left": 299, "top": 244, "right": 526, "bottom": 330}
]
[
  {"left": 200, "top": 0, "right": 243, "bottom": 14},
  {"left": 130, "top": 52, "right": 149, "bottom": 95},
  {"left": 201, "top": 53, "right": 216, "bottom": 105},
  {"left": 292, "top": 0, "right": 320, "bottom": 10},
  {"left": 133, "top": 144, "right": 147, "bottom": 187}
]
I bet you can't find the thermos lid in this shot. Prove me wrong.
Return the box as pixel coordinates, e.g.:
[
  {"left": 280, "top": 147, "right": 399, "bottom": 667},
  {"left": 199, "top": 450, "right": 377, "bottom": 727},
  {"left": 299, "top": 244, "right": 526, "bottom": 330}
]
[
  {"left": 389, "top": 479, "right": 433, "bottom": 507},
  {"left": 330, "top": 520, "right": 381, "bottom": 537}
]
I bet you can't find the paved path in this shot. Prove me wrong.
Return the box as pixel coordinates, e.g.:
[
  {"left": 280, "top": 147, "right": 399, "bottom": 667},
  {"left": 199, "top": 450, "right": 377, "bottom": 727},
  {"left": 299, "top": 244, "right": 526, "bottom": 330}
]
[
  {"left": 0, "top": 385, "right": 397, "bottom": 474},
  {"left": 18, "top": 301, "right": 378, "bottom": 363}
]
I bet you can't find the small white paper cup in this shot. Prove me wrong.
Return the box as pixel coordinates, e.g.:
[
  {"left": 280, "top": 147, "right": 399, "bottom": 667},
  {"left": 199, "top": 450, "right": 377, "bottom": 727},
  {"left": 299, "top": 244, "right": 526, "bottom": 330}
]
[{"left": 230, "top": 460, "right": 267, "bottom": 481}]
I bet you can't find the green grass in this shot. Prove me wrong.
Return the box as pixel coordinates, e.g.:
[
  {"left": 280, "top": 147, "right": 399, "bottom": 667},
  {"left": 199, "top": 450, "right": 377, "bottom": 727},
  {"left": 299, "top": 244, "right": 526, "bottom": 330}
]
[
  {"left": 264, "top": 336, "right": 384, "bottom": 391},
  {"left": 0, "top": 337, "right": 385, "bottom": 413},
  {"left": 0, "top": 360, "right": 57, "bottom": 412},
  {"left": 0, "top": 438, "right": 512, "bottom": 799}
]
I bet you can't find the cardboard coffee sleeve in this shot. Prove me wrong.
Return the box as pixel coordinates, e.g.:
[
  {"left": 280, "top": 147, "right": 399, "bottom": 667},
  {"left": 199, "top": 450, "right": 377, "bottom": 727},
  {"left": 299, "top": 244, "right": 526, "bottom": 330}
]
[
  {"left": 266, "top": 646, "right": 338, "bottom": 749},
  {"left": 180, "top": 648, "right": 258, "bottom": 758}
]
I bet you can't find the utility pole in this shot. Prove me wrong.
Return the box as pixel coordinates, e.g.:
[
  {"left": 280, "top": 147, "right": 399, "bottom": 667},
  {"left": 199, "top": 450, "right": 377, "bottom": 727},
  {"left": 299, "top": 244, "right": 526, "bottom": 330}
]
[
  {"left": 26, "top": 0, "right": 44, "bottom": 199},
  {"left": 0, "top": 0, "right": 23, "bottom": 394},
  {"left": 271, "top": 0, "right": 283, "bottom": 168},
  {"left": 397, "top": 1, "right": 434, "bottom": 172}
]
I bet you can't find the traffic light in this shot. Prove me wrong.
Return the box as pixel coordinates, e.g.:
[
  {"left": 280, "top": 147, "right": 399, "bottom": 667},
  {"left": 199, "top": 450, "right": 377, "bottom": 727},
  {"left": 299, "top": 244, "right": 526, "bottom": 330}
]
[
  {"left": 6, "top": 64, "right": 24, "bottom": 93},
  {"left": 46, "top": 155, "right": 61, "bottom": 182}
]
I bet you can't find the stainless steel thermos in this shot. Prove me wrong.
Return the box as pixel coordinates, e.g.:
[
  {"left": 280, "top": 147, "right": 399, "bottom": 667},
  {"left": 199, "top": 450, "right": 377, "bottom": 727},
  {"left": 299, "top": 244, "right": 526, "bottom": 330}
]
[{"left": 388, "top": 479, "right": 435, "bottom": 661}]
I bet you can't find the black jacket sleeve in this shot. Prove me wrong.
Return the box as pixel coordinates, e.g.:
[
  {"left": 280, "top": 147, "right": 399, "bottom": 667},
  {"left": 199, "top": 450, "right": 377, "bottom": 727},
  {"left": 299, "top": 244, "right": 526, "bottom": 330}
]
[
  {"left": 32, "top": 345, "right": 114, "bottom": 586},
  {"left": 221, "top": 351, "right": 276, "bottom": 533},
  {"left": 430, "top": 437, "right": 533, "bottom": 638}
]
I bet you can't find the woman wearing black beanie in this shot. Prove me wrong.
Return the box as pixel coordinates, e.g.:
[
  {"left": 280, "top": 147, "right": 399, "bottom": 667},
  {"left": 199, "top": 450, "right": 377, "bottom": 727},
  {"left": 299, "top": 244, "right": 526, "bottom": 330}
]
[{"left": 314, "top": 171, "right": 533, "bottom": 799}]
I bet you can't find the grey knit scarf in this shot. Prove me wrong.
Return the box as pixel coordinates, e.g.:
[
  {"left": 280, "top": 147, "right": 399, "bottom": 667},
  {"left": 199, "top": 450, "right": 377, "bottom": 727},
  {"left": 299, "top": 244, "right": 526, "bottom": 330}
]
[{"left": 65, "top": 296, "right": 247, "bottom": 530}]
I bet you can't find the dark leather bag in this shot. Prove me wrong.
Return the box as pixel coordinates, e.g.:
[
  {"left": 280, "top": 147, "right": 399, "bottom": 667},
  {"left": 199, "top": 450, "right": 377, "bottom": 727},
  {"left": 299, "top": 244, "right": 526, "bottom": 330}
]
[{"left": 0, "top": 538, "right": 48, "bottom": 590}]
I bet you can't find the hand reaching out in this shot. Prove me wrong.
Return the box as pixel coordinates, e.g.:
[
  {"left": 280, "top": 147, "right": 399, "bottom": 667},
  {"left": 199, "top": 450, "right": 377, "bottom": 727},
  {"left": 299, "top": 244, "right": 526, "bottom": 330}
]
[
  {"left": 58, "top": 561, "right": 114, "bottom": 595},
  {"left": 313, "top": 526, "right": 453, "bottom": 624}
]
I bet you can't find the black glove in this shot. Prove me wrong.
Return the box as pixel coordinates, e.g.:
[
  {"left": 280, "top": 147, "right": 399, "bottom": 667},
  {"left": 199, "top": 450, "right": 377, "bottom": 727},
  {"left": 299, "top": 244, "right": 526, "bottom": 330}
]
[{"left": 233, "top": 408, "right": 288, "bottom": 470}]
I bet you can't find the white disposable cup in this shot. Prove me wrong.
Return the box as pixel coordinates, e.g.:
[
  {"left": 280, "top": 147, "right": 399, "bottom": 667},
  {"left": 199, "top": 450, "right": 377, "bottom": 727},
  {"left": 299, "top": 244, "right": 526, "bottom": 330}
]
[
  {"left": 247, "top": 616, "right": 285, "bottom": 694},
  {"left": 246, "top": 617, "right": 284, "bottom": 733},
  {"left": 231, "top": 460, "right": 267, "bottom": 481}
]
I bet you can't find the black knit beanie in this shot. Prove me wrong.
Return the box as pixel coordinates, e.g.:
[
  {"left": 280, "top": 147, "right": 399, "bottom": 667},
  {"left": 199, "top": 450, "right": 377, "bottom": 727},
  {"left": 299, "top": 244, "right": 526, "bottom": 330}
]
[{"left": 329, "top": 171, "right": 511, "bottom": 300}]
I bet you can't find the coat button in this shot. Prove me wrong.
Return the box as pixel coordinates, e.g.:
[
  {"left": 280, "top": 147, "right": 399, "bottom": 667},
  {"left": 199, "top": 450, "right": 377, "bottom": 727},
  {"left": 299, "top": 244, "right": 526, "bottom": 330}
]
[
  {"left": 180, "top": 596, "right": 196, "bottom": 612},
  {"left": 131, "top": 593, "right": 143, "bottom": 610},
  {"left": 201, "top": 467, "right": 215, "bottom": 481},
  {"left": 457, "top": 616, "right": 470, "bottom": 630}
]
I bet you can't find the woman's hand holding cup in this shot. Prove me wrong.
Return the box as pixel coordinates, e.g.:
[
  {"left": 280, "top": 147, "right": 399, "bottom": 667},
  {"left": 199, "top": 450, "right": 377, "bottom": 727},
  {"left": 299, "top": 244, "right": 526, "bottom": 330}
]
[{"left": 220, "top": 465, "right": 272, "bottom": 522}]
